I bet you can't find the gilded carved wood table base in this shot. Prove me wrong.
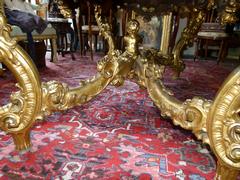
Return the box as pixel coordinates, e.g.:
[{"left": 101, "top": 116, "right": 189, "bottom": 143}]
[{"left": 0, "top": 0, "right": 240, "bottom": 179}]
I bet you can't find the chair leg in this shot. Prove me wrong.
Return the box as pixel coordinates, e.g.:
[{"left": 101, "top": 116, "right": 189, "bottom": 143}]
[
  {"left": 94, "top": 34, "right": 98, "bottom": 52},
  {"left": 50, "top": 38, "right": 58, "bottom": 63},
  {"left": 217, "top": 40, "right": 224, "bottom": 64},
  {"left": 194, "top": 39, "right": 200, "bottom": 61},
  {"left": 89, "top": 34, "right": 93, "bottom": 61},
  {"left": 69, "top": 30, "right": 76, "bottom": 60},
  {"left": 204, "top": 39, "right": 208, "bottom": 59},
  {"left": 221, "top": 40, "right": 228, "bottom": 63},
  {"left": 64, "top": 34, "right": 68, "bottom": 52},
  {"left": 61, "top": 34, "right": 65, "bottom": 57}
]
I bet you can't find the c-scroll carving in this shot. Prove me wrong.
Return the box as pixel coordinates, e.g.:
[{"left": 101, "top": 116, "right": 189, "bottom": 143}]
[
  {"left": 0, "top": 12, "right": 42, "bottom": 150},
  {"left": 208, "top": 66, "right": 240, "bottom": 170},
  {"left": 133, "top": 50, "right": 212, "bottom": 144},
  {"left": 171, "top": 0, "right": 215, "bottom": 75},
  {"left": 37, "top": 6, "right": 141, "bottom": 119}
]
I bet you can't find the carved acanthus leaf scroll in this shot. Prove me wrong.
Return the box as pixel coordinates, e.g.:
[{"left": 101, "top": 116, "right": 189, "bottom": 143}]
[{"left": 0, "top": 12, "right": 42, "bottom": 150}]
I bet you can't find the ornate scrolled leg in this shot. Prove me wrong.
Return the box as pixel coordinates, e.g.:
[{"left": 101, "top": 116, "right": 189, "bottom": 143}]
[
  {"left": 0, "top": 12, "right": 42, "bottom": 150},
  {"left": 172, "top": 8, "right": 205, "bottom": 75},
  {"left": 133, "top": 48, "right": 240, "bottom": 177},
  {"left": 39, "top": 56, "right": 135, "bottom": 116},
  {"left": 208, "top": 2, "right": 240, "bottom": 176},
  {"left": 37, "top": 6, "right": 141, "bottom": 118},
  {"left": 207, "top": 66, "right": 240, "bottom": 178},
  {"left": 11, "top": 129, "right": 31, "bottom": 151},
  {"left": 215, "top": 161, "right": 239, "bottom": 180},
  {"left": 134, "top": 55, "right": 240, "bottom": 177},
  {"left": 131, "top": 1, "right": 240, "bottom": 177},
  {"left": 133, "top": 53, "right": 212, "bottom": 143},
  {"left": 133, "top": 44, "right": 240, "bottom": 179},
  {"left": 171, "top": 0, "right": 215, "bottom": 75}
]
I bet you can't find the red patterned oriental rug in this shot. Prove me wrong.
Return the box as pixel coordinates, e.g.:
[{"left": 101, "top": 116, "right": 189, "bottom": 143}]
[{"left": 0, "top": 53, "right": 236, "bottom": 179}]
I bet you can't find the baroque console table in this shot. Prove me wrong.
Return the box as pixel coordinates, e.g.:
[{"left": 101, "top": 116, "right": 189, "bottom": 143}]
[{"left": 0, "top": 0, "right": 240, "bottom": 179}]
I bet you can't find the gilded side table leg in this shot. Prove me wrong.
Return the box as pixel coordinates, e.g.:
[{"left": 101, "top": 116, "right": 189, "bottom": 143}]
[
  {"left": 208, "top": 2, "right": 240, "bottom": 176},
  {"left": 215, "top": 161, "right": 239, "bottom": 180},
  {"left": 0, "top": 12, "right": 42, "bottom": 150},
  {"left": 172, "top": 8, "right": 205, "bottom": 75},
  {"left": 133, "top": 50, "right": 240, "bottom": 177},
  {"left": 37, "top": 7, "right": 141, "bottom": 118},
  {"left": 11, "top": 130, "right": 31, "bottom": 151},
  {"left": 133, "top": 52, "right": 212, "bottom": 143},
  {"left": 207, "top": 66, "right": 240, "bottom": 177},
  {"left": 160, "top": 13, "right": 172, "bottom": 54}
]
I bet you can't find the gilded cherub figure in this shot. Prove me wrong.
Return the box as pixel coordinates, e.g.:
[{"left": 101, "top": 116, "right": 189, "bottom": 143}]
[
  {"left": 95, "top": 5, "right": 141, "bottom": 86},
  {"left": 95, "top": 5, "right": 141, "bottom": 57},
  {"left": 123, "top": 19, "right": 141, "bottom": 56}
]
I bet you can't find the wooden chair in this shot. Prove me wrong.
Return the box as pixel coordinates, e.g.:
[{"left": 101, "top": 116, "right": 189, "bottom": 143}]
[
  {"left": 77, "top": 0, "right": 113, "bottom": 60},
  {"left": 10, "top": 25, "right": 58, "bottom": 63},
  {"left": 193, "top": 22, "right": 229, "bottom": 63},
  {"left": 47, "top": 0, "right": 76, "bottom": 60},
  {"left": 7, "top": 0, "right": 58, "bottom": 63},
  {"left": 77, "top": 1, "right": 98, "bottom": 61},
  {"left": 193, "top": 6, "right": 231, "bottom": 63},
  {"left": 0, "top": 0, "right": 57, "bottom": 76}
]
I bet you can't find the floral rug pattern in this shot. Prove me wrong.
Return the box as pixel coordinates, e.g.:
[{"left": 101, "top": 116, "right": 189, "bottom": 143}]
[{"left": 0, "top": 53, "right": 236, "bottom": 179}]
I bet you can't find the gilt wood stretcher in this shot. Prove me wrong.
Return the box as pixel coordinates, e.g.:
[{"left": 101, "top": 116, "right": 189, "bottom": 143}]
[{"left": 0, "top": 0, "right": 240, "bottom": 178}]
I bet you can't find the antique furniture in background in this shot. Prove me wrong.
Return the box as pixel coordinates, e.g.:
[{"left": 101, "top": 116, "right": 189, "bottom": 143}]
[
  {"left": 193, "top": 0, "right": 240, "bottom": 63},
  {"left": 81, "top": 24, "right": 100, "bottom": 54},
  {"left": 6, "top": 0, "right": 58, "bottom": 63},
  {"left": 194, "top": 24, "right": 240, "bottom": 62},
  {"left": 10, "top": 24, "right": 58, "bottom": 63},
  {"left": 48, "top": 18, "right": 75, "bottom": 60},
  {"left": 48, "top": 0, "right": 75, "bottom": 60},
  {"left": 194, "top": 22, "right": 229, "bottom": 63},
  {"left": 78, "top": 1, "right": 99, "bottom": 60},
  {"left": 1, "top": 0, "right": 240, "bottom": 179},
  {"left": 77, "top": 0, "right": 113, "bottom": 60}
]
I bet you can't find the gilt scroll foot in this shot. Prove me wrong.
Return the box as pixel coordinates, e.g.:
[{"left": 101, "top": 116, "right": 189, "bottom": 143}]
[
  {"left": 11, "top": 130, "right": 31, "bottom": 151},
  {"left": 0, "top": 12, "right": 42, "bottom": 150},
  {"left": 207, "top": 66, "right": 240, "bottom": 175},
  {"left": 215, "top": 161, "right": 239, "bottom": 180}
]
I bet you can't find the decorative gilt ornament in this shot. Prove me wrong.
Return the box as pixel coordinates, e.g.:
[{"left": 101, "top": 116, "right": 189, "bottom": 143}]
[
  {"left": 221, "top": 0, "right": 240, "bottom": 24},
  {"left": 0, "top": 0, "right": 240, "bottom": 179},
  {"left": 0, "top": 12, "right": 42, "bottom": 150},
  {"left": 208, "top": 66, "right": 240, "bottom": 169}
]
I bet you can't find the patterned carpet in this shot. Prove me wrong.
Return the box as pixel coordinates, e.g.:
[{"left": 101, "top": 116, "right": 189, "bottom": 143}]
[{"left": 0, "top": 52, "right": 236, "bottom": 179}]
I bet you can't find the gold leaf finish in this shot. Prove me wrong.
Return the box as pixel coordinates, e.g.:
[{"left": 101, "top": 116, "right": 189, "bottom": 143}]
[
  {"left": 0, "top": 12, "right": 42, "bottom": 150},
  {"left": 172, "top": 8, "right": 206, "bottom": 75},
  {"left": 0, "top": 0, "right": 240, "bottom": 178},
  {"left": 133, "top": 50, "right": 212, "bottom": 144},
  {"left": 208, "top": 66, "right": 240, "bottom": 169},
  {"left": 221, "top": 0, "right": 240, "bottom": 25},
  {"left": 55, "top": 0, "right": 72, "bottom": 18},
  {"left": 38, "top": 6, "right": 141, "bottom": 119},
  {"left": 215, "top": 161, "right": 239, "bottom": 179}
]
